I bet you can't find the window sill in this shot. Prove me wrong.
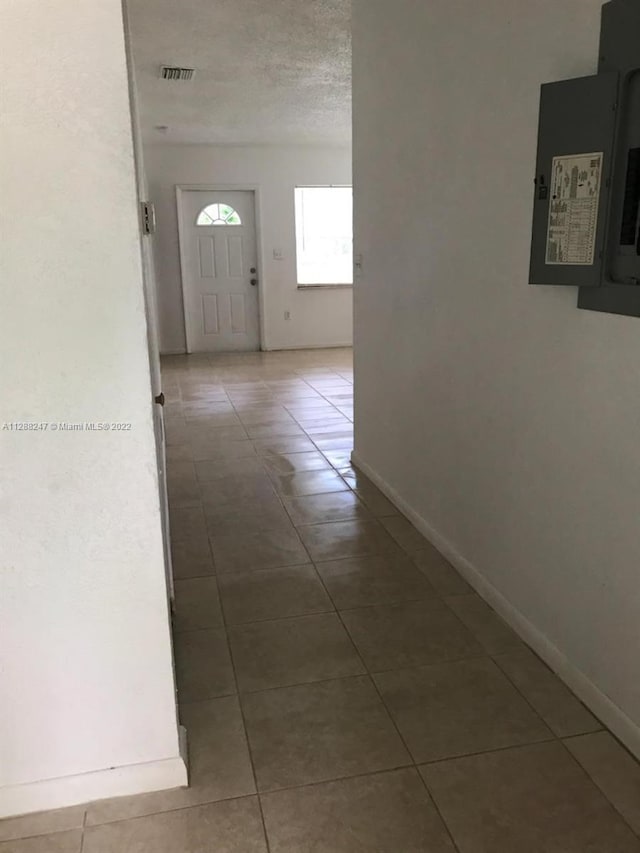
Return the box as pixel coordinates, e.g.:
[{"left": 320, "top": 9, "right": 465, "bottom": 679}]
[{"left": 297, "top": 284, "right": 354, "bottom": 291}]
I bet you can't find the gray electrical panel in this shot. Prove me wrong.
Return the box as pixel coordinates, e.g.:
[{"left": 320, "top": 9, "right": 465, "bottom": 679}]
[
  {"left": 529, "top": 0, "right": 640, "bottom": 317},
  {"left": 529, "top": 73, "right": 618, "bottom": 287}
]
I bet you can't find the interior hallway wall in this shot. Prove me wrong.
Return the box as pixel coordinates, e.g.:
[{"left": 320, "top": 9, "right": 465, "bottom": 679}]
[
  {"left": 145, "top": 144, "right": 353, "bottom": 353},
  {"left": 352, "top": 0, "right": 640, "bottom": 755},
  {"left": 0, "top": 0, "right": 185, "bottom": 816}
]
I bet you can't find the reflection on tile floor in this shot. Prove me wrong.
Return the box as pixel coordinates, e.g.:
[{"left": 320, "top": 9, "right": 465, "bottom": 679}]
[{"left": 3, "top": 348, "right": 639, "bottom": 852}]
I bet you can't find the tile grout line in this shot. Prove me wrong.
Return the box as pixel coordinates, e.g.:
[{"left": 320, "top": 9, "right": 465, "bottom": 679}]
[
  {"left": 314, "top": 525, "right": 525, "bottom": 853},
  {"left": 489, "top": 650, "right": 587, "bottom": 742},
  {"left": 349, "top": 493, "right": 640, "bottom": 841},
  {"left": 313, "top": 536, "right": 467, "bottom": 850},
  {"left": 166, "top": 356, "right": 638, "bottom": 847},
  {"left": 80, "top": 793, "right": 265, "bottom": 833},
  {"left": 179, "top": 657, "right": 495, "bottom": 702},
  {"left": 555, "top": 737, "right": 640, "bottom": 842},
  {"left": 175, "top": 364, "right": 406, "bottom": 848},
  {"left": 294, "top": 374, "right": 354, "bottom": 460},
  {"left": 210, "top": 389, "right": 316, "bottom": 572},
  {"left": 167, "top": 366, "right": 311, "bottom": 853},
  {"left": 209, "top": 533, "right": 273, "bottom": 853},
  {"left": 414, "top": 773, "right": 463, "bottom": 853},
  {"left": 176, "top": 584, "right": 478, "bottom": 633},
  {"left": 79, "top": 805, "right": 88, "bottom": 851},
  {"left": 10, "top": 739, "right": 567, "bottom": 847},
  {"left": 289, "top": 485, "right": 566, "bottom": 851},
  {"left": 370, "top": 530, "right": 568, "bottom": 746},
  {"left": 313, "top": 561, "right": 464, "bottom": 853},
  {"left": 202, "top": 359, "right": 351, "bottom": 851}
]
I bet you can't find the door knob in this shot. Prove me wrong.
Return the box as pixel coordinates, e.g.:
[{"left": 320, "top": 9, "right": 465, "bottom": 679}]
[
  {"left": 155, "top": 392, "right": 165, "bottom": 406},
  {"left": 250, "top": 278, "right": 258, "bottom": 286},
  {"left": 250, "top": 267, "right": 257, "bottom": 274}
]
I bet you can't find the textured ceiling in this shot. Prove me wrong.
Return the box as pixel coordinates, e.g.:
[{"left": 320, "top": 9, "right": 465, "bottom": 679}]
[{"left": 127, "top": 0, "right": 352, "bottom": 145}]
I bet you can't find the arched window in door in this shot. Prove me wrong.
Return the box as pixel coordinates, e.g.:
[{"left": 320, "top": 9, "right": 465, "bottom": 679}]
[{"left": 196, "top": 203, "right": 242, "bottom": 226}]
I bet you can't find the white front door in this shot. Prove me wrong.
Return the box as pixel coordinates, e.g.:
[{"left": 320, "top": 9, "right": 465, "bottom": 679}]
[{"left": 180, "top": 190, "right": 260, "bottom": 352}]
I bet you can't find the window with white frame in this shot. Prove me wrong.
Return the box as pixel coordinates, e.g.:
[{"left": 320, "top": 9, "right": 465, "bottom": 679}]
[{"left": 294, "top": 186, "right": 353, "bottom": 286}]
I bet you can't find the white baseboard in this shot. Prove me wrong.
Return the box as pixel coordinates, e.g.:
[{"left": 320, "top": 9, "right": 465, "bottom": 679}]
[
  {"left": 351, "top": 451, "right": 640, "bottom": 760},
  {"left": 178, "top": 724, "right": 189, "bottom": 783},
  {"left": 0, "top": 753, "right": 188, "bottom": 819},
  {"left": 262, "top": 342, "right": 353, "bottom": 352},
  {"left": 159, "top": 345, "right": 352, "bottom": 355}
]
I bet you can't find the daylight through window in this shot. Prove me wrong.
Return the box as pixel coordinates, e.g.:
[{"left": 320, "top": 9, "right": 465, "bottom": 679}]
[{"left": 295, "top": 187, "right": 353, "bottom": 285}]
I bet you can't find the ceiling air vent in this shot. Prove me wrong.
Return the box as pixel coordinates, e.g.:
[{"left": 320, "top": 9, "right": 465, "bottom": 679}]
[{"left": 160, "top": 65, "right": 196, "bottom": 81}]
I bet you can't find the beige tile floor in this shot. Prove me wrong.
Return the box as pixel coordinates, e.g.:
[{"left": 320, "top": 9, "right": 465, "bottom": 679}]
[{"left": 3, "top": 348, "right": 639, "bottom": 852}]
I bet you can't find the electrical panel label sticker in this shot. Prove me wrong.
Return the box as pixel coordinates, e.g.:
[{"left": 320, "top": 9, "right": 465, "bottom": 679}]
[{"left": 545, "top": 152, "right": 603, "bottom": 265}]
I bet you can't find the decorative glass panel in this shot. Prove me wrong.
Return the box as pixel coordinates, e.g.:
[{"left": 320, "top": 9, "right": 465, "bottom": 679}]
[{"left": 196, "top": 203, "right": 242, "bottom": 226}]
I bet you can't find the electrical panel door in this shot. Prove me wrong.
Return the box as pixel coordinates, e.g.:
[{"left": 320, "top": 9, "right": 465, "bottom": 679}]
[{"left": 529, "top": 74, "right": 619, "bottom": 287}]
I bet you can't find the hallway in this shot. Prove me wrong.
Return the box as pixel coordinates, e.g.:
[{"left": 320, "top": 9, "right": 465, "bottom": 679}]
[{"left": 3, "top": 348, "right": 639, "bottom": 851}]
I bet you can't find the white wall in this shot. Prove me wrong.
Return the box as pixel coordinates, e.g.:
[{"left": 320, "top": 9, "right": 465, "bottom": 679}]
[
  {"left": 0, "top": 0, "right": 185, "bottom": 816},
  {"left": 145, "top": 144, "right": 353, "bottom": 353},
  {"left": 353, "top": 0, "right": 640, "bottom": 755}
]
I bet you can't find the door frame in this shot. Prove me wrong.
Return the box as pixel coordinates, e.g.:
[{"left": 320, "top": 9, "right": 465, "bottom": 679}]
[{"left": 176, "top": 184, "right": 266, "bottom": 353}]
